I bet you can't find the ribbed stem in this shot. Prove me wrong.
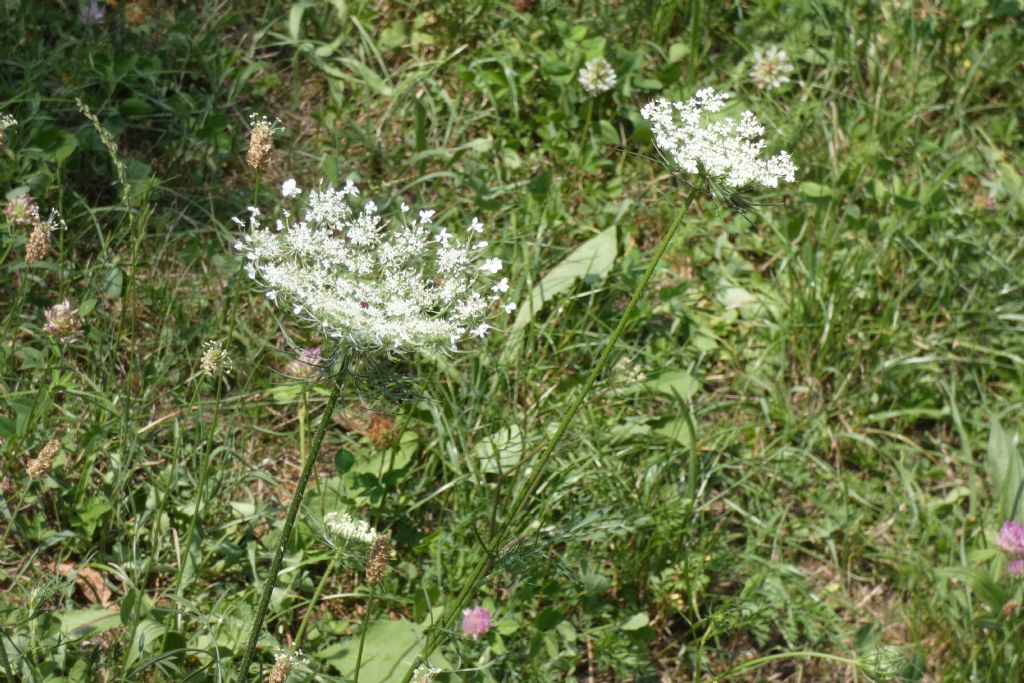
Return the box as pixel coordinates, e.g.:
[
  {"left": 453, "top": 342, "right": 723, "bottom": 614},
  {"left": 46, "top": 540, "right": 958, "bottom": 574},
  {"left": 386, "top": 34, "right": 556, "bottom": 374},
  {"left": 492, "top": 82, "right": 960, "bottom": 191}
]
[{"left": 237, "top": 368, "right": 346, "bottom": 679}]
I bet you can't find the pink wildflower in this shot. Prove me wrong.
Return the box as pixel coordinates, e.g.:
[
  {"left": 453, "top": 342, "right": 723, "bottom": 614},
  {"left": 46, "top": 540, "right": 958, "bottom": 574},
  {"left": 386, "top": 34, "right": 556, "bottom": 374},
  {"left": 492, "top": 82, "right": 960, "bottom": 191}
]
[
  {"left": 461, "top": 605, "right": 491, "bottom": 640},
  {"left": 996, "top": 521, "right": 1024, "bottom": 555}
]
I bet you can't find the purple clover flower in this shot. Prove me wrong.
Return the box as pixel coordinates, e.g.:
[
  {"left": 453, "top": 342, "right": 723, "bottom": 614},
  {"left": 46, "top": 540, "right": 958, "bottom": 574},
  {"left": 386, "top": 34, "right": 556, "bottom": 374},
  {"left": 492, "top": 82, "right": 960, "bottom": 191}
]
[
  {"left": 4, "top": 194, "right": 38, "bottom": 226},
  {"left": 996, "top": 520, "right": 1024, "bottom": 555},
  {"left": 1010, "top": 559, "right": 1024, "bottom": 578},
  {"left": 461, "top": 605, "right": 491, "bottom": 640}
]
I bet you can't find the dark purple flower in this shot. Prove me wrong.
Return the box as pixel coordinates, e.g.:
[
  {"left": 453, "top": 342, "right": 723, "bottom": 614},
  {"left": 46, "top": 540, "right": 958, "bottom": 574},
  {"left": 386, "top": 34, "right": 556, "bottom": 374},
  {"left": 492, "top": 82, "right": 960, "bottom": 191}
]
[
  {"left": 78, "top": 0, "right": 107, "bottom": 25},
  {"left": 997, "top": 520, "right": 1024, "bottom": 555},
  {"left": 461, "top": 605, "right": 491, "bottom": 640}
]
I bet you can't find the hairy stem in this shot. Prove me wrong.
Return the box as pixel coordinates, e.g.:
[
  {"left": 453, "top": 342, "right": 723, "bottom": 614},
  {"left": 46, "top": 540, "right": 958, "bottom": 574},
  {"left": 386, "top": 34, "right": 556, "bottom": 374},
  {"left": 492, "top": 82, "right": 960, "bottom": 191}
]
[{"left": 237, "top": 368, "right": 346, "bottom": 678}]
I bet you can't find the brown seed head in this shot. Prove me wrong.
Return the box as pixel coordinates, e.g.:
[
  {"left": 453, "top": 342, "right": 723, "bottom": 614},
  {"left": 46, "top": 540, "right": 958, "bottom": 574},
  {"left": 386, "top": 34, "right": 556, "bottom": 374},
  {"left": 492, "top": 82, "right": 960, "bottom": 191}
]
[
  {"left": 246, "top": 117, "right": 277, "bottom": 171},
  {"left": 267, "top": 653, "right": 294, "bottom": 683},
  {"left": 27, "top": 439, "right": 61, "bottom": 478},
  {"left": 365, "top": 532, "right": 391, "bottom": 586},
  {"left": 25, "top": 221, "right": 51, "bottom": 264}
]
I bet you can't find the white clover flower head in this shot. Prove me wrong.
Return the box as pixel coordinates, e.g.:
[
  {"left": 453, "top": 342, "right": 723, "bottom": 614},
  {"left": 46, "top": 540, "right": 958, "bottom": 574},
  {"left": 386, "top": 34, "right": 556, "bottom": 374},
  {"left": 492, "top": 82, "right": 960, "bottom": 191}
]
[
  {"left": 412, "top": 664, "right": 442, "bottom": 683},
  {"left": 750, "top": 45, "right": 794, "bottom": 90},
  {"left": 640, "top": 88, "right": 797, "bottom": 188},
  {"left": 236, "top": 181, "right": 511, "bottom": 352},
  {"left": 578, "top": 57, "right": 617, "bottom": 96},
  {"left": 281, "top": 178, "right": 301, "bottom": 198},
  {"left": 323, "top": 511, "right": 377, "bottom": 546},
  {"left": 0, "top": 113, "right": 16, "bottom": 130}
]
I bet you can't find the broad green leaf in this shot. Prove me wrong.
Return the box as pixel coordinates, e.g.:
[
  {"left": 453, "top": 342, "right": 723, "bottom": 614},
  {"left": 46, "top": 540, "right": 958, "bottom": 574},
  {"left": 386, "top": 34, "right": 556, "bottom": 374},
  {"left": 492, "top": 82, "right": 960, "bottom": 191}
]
[
  {"left": 473, "top": 424, "right": 525, "bottom": 475},
  {"left": 324, "top": 619, "right": 458, "bottom": 682},
  {"left": 60, "top": 607, "right": 120, "bottom": 640},
  {"left": 642, "top": 369, "right": 699, "bottom": 401},
  {"left": 507, "top": 226, "right": 618, "bottom": 349},
  {"left": 936, "top": 566, "right": 1010, "bottom": 612},
  {"left": 620, "top": 612, "right": 650, "bottom": 631},
  {"left": 986, "top": 418, "right": 1024, "bottom": 522}
]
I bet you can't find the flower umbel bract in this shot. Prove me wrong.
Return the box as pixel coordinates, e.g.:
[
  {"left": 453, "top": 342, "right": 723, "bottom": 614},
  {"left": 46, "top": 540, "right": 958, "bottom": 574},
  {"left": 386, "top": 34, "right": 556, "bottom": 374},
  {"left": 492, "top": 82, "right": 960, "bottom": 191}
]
[
  {"left": 641, "top": 88, "right": 797, "bottom": 188},
  {"left": 236, "top": 182, "right": 507, "bottom": 353}
]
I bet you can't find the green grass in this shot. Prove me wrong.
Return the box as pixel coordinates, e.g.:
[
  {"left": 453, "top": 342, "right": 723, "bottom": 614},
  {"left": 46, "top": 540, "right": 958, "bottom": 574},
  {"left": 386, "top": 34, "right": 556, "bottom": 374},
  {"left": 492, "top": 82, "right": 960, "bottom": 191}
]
[{"left": 2, "top": 0, "right": 1024, "bottom": 681}]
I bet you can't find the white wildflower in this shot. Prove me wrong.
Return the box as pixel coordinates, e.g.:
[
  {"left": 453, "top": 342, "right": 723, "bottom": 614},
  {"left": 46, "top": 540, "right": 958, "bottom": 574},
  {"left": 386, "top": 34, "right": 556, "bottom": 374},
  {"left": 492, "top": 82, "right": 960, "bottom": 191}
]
[
  {"left": 324, "top": 511, "right": 377, "bottom": 546},
  {"left": 236, "top": 182, "right": 510, "bottom": 352},
  {"left": 578, "top": 57, "right": 617, "bottom": 96},
  {"left": 281, "top": 178, "right": 301, "bottom": 198},
  {"left": 411, "top": 664, "right": 442, "bottom": 682},
  {"left": 503, "top": 302, "right": 517, "bottom": 313},
  {"left": 1, "top": 113, "right": 17, "bottom": 152},
  {"left": 640, "top": 88, "right": 797, "bottom": 188},
  {"left": 749, "top": 45, "right": 794, "bottom": 90},
  {"left": 200, "top": 340, "right": 233, "bottom": 377}
]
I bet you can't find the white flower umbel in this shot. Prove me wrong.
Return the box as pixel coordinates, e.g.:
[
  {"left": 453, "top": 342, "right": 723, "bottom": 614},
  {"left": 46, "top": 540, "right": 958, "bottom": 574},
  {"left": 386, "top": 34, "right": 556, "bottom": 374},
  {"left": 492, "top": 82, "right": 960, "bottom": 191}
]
[
  {"left": 750, "top": 45, "right": 794, "bottom": 90},
  {"left": 578, "top": 57, "right": 617, "bottom": 96},
  {"left": 641, "top": 88, "right": 797, "bottom": 188},
  {"left": 236, "top": 182, "right": 509, "bottom": 353},
  {"left": 324, "top": 511, "right": 377, "bottom": 546}
]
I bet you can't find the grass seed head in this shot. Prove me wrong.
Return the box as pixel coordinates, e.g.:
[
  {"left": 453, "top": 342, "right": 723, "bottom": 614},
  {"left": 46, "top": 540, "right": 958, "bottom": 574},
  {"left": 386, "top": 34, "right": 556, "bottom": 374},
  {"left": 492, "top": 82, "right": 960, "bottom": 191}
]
[
  {"left": 246, "top": 114, "right": 281, "bottom": 171},
  {"left": 27, "top": 439, "right": 61, "bottom": 479},
  {"left": 25, "top": 220, "right": 51, "bottom": 264},
  {"left": 199, "top": 340, "right": 233, "bottom": 377},
  {"left": 364, "top": 532, "right": 391, "bottom": 585}
]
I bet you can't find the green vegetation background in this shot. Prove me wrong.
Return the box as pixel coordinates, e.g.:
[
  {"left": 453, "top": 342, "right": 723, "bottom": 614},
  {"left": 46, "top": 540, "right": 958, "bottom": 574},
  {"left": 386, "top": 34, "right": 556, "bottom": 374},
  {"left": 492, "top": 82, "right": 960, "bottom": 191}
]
[{"left": 2, "top": 0, "right": 1023, "bottom": 681}]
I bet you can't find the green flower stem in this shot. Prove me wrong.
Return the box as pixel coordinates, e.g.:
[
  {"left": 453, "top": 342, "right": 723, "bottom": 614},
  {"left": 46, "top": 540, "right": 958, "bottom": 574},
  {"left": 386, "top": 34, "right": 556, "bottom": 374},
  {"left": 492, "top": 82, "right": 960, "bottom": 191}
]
[
  {"left": 353, "top": 584, "right": 376, "bottom": 683},
  {"left": 711, "top": 651, "right": 862, "bottom": 681},
  {"left": 293, "top": 551, "right": 339, "bottom": 649},
  {"left": 237, "top": 372, "right": 346, "bottom": 679},
  {"left": 403, "top": 187, "right": 702, "bottom": 681}
]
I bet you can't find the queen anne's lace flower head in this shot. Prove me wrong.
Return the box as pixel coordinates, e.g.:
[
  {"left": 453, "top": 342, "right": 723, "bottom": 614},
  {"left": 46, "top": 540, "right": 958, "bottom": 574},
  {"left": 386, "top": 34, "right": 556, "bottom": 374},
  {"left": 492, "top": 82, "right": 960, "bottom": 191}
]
[
  {"left": 641, "top": 88, "right": 797, "bottom": 188},
  {"left": 236, "top": 182, "right": 508, "bottom": 353},
  {"left": 750, "top": 45, "right": 794, "bottom": 90},
  {"left": 411, "top": 664, "right": 442, "bottom": 683},
  {"left": 578, "top": 57, "right": 617, "bottom": 96},
  {"left": 324, "top": 511, "right": 377, "bottom": 546}
]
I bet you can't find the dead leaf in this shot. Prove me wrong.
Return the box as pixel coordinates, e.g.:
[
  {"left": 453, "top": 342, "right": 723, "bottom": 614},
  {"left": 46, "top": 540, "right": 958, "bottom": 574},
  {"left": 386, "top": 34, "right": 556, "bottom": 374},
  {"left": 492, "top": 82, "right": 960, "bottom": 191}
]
[{"left": 56, "top": 562, "right": 114, "bottom": 608}]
